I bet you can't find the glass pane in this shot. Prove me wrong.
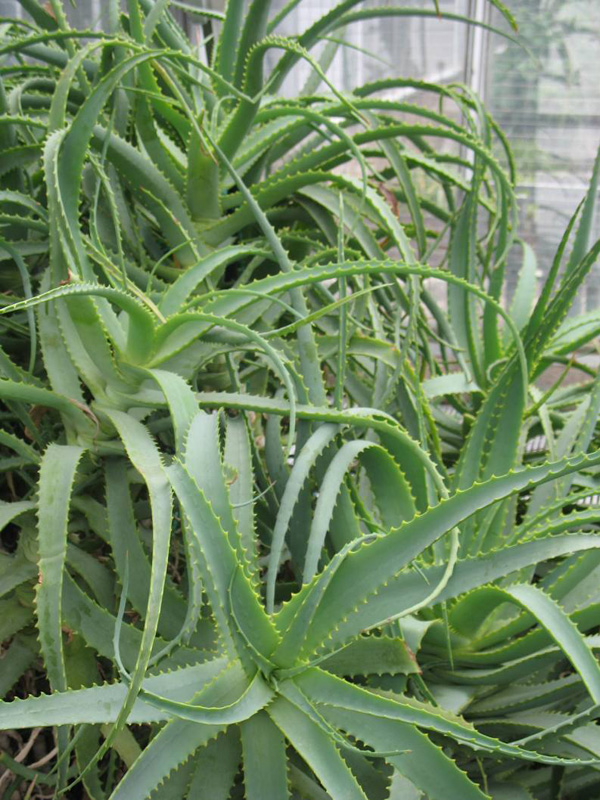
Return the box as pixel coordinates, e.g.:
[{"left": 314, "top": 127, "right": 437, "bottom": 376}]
[{"left": 486, "top": 0, "right": 600, "bottom": 311}]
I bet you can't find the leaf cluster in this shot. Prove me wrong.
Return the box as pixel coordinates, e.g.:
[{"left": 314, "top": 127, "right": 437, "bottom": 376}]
[{"left": 0, "top": 1, "right": 599, "bottom": 799}]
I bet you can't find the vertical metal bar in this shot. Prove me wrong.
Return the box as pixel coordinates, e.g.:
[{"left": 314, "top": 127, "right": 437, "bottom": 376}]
[
  {"left": 467, "top": 0, "right": 490, "bottom": 100},
  {"left": 461, "top": 0, "right": 490, "bottom": 170}
]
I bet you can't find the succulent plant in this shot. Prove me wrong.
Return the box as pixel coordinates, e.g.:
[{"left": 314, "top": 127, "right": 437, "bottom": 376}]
[{"left": 0, "top": 1, "right": 599, "bottom": 799}]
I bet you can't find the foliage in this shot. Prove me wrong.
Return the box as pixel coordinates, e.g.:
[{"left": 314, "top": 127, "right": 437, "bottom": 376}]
[{"left": 0, "top": 1, "right": 599, "bottom": 798}]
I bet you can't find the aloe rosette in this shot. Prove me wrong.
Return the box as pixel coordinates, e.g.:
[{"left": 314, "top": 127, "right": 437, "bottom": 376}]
[{"left": 0, "top": 1, "right": 600, "bottom": 799}]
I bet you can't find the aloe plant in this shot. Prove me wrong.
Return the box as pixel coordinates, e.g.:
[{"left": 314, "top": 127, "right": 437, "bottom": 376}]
[{"left": 0, "top": 1, "right": 600, "bottom": 798}]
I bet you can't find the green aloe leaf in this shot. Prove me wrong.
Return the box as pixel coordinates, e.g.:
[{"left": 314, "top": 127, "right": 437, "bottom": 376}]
[
  {"left": 36, "top": 443, "right": 84, "bottom": 786},
  {"left": 167, "top": 459, "right": 278, "bottom": 671},
  {"left": 241, "top": 711, "right": 290, "bottom": 800},
  {"left": 268, "top": 696, "right": 369, "bottom": 800},
  {"left": 0, "top": 658, "right": 228, "bottom": 728},
  {"left": 276, "top": 452, "right": 600, "bottom": 657}
]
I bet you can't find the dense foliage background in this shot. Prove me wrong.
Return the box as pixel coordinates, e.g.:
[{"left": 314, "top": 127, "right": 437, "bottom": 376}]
[{"left": 0, "top": 1, "right": 600, "bottom": 798}]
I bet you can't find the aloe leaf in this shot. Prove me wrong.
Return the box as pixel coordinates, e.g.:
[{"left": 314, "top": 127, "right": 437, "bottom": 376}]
[
  {"left": 159, "top": 245, "right": 269, "bottom": 316},
  {"left": 266, "top": 422, "right": 339, "bottom": 612},
  {"left": 62, "top": 575, "right": 202, "bottom": 669},
  {"left": 302, "top": 439, "right": 373, "bottom": 583},
  {"left": 132, "top": 666, "right": 272, "bottom": 725},
  {"left": 167, "top": 459, "right": 277, "bottom": 671},
  {"left": 15, "top": 0, "right": 58, "bottom": 30},
  {"left": 233, "top": 0, "right": 273, "bottom": 89},
  {"left": 422, "top": 372, "right": 480, "bottom": 397},
  {"left": 135, "top": 96, "right": 186, "bottom": 196},
  {"left": 0, "top": 549, "right": 36, "bottom": 599},
  {"left": 0, "top": 239, "right": 36, "bottom": 372},
  {"left": 139, "top": 0, "right": 191, "bottom": 52},
  {"left": 105, "top": 459, "right": 186, "bottom": 640},
  {"left": 66, "top": 634, "right": 113, "bottom": 800},
  {"left": 204, "top": 129, "right": 327, "bottom": 406},
  {"left": 146, "top": 368, "right": 198, "bottom": 452},
  {"left": 0, "top": 499, "right": 36, "bottom": 528},
  {"left": 109, "top": 723, "right": 224, "bottom": 800},
  {"left": 273, "top": 534, "right": 379, "bottom": 671},
  {"left": 453, "top": 584, "right": 600, "bottom": 703},
  {"left": 93, "top": 408, "right": 173, "bottom": 767},
  {"left": 565, "top": 146, "right": 600, "bottom": 274},
  {"left": 36, "top": 443, "right": 84, "bottom": 785},
  {"left": 387, "top": 771, "right": 422, "bottom": 800},
  {"left": 92, "top": 124, "right": 201, "bottom": 264},
  {"left": 47, "top": 46, "right": 170, "bottom": 277},
  {"left": 2, "top": 2, "right": 600, "bottom": 796},
  {"left": 194, "top": 390, "right": 475, "bottom": 506},
  {"left": 0, "top": 596, "right": 33, "bottom": 642},
  {"left": 182, "top": 411, "right": 239, "bottom": 551},
  {"left": 302, "top": 439, "right": 415, "bottom": 583},
  {"left": 296, "top": 668, "right": 595, "bottom": 766},
  {"left": 333, "top": 7, "right": 520, "bottom": 44},
  {"left": 0, "top": 635, "right": 37, "bottom": 698},
  {"left": 201, "top": 260, "right": 527, "bottom": 387},
  {"left": 0, "top": 377, "right": 94, "bottom": 434},
  {"left": 523, "top": 150, "right": 600, "bottom": 363},
  {"left": 527, "top": 371, "right": 600, "bottom": 520},
  {"left": 448, "top": 167, "right": 483, "bottom": 386},
  {"left": 373, "top": 129, "right": 427, "bottom": 257},
  {"left": 269, "top": 1, "right": 515, "bottom": 92},
  {"left": 54, "top": 294, "right": 132, "bottom": 397},
  {"left": 66, "top": 544, "right": 115, "bottom": 609},
  {"left": 185, "top": 128, "right": 220, "bottom": 222},
  {"left": 224, "top": 413, "right": 259, "bottom": 579},
  {"left": 145, "top": 759, "right": 196, "bottom": 800},
  {"left": 319, "top": 635, "right": 419, "bottom": 678},
  {"left": 1, "top": 282, "right": 157, "bottom": 364},
  {"left": 330, "top": 534, "right": 600, "bottom": 652},
  {"left": 213, "top": 0, "right": 244, "bottom": 85},
  {"left": 143, "top": 370, "right": 206, "bottom": 654},
  {"left": 505, "top": 241, "right": 537, "bottom": 340},
  {"left": 352, "top": 442, "right": 417, "bottom": 526},
  {"left": 435, "top": 638, "right": 600, "bottom": 685},
  {"left": 154, "top": 311, "right": 298, "bottom": 448},
  {"left": 277, "top": 452, "right": 600, "bottom": 657},
  {"left": 467, "top": 674, "right": 582, "bottom": 716},
  {"left": 452, "top": 224, "right": 600, "bottom": 515},
  {"left": 241, "top": 710, "right": 290, "bottom": 800},
  {"left": 268, "top": 696, "right": 369, "bottom": 800},
  {"left": 36, "top": 269, "right": 85, "bottom": 406},
  {"left": 319, "top": 705, "right": 489, "bottom": 800},
  {"left": 185, "top": 730, "right": 241, "bottom": 800}
]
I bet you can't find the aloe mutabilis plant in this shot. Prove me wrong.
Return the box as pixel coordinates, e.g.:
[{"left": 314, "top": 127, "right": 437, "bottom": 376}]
[{"left": 0, "top": 0, "right": 599, "bottom": 798}]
